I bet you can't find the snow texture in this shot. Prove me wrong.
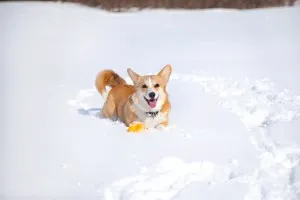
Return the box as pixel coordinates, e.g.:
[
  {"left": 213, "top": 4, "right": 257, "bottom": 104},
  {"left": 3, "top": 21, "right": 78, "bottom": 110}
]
[{"left": 1, "top": 2, "right": 300, "bottom": 200}]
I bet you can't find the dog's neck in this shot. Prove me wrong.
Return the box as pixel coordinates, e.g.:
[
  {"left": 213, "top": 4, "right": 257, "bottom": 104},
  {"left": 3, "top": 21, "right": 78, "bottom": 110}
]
[{"left": 145, "top": 111, "right": 159, "bottom": 118}]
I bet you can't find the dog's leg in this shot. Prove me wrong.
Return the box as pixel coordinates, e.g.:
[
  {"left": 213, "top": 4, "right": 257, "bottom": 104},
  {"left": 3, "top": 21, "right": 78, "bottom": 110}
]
[
  {"left": 125, "top": 116, "right": 140, "bottom": 127},
  {"left": 156, "top": 120, "right": 168, "bottom": 129},
  {"left": 101, "top": 95, "right": 117, "bottom": 120}
]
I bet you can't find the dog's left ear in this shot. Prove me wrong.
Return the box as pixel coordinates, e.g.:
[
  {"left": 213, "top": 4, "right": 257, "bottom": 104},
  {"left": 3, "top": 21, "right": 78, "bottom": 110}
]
[
  {"left": 158, "top": 64, "right": 172, "bottom": 84},
  {"left": 127, "top": 68, "right": 140, "bottom": 85}
]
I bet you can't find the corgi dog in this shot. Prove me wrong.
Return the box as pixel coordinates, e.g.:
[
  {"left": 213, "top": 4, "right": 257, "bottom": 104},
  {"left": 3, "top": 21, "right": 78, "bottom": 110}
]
[{"left": 95, "top": 64, "right": 172, "bottom": 129}]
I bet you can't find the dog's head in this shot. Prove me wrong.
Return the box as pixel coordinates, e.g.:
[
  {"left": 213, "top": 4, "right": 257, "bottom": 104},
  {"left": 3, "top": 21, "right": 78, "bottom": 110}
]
[{"left": 127, "top": 64, "right": 172, "bottom": 112}]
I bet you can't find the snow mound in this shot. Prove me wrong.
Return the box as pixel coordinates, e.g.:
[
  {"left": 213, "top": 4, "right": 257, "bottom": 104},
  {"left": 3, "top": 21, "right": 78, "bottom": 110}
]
[{"left": 104, "top": 156, "right": 237, "bottom": 200}]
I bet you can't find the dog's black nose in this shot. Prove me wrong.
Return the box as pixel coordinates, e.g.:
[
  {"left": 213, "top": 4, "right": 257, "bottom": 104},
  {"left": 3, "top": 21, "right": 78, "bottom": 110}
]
[{"left": 149, "top": 92, "right": 156, "bottom": 98}]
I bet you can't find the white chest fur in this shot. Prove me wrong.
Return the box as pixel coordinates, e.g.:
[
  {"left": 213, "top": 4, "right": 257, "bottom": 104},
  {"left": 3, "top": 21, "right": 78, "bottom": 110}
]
[{"left": 134, "top": 107, "right": 166, "bottom": 129}]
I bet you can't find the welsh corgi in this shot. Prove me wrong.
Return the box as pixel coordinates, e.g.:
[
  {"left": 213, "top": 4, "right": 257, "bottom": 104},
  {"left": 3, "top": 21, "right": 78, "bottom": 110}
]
[{"left": 95, "top": 64, "right": 172, "bottom": 129}]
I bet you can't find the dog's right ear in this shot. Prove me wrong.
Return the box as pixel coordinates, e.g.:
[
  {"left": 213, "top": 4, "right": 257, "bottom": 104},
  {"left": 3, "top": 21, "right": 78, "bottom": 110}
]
[
  {"left": 127, "top": 68, "right": 140, "bottom": 85},
  {"left": 158, "top": 64, "right": 172, "bottom": 85}
]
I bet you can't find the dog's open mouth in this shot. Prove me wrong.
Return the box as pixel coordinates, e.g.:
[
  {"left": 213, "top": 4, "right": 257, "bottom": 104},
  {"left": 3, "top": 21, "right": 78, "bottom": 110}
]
[{"left": 144, "top": 97, "right": 158, "bottom": 108}]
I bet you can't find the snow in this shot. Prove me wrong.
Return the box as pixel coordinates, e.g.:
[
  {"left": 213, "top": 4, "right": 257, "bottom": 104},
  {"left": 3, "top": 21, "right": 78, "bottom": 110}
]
[{"left": 1, "top": 2, "right": 300, "bottom": 200}]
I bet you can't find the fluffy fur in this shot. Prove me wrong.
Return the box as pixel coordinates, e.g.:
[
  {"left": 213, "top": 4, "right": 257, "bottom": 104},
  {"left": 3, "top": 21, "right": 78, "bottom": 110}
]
[{"left": 95, "top": 65, "right": 172, "bottom": 129}]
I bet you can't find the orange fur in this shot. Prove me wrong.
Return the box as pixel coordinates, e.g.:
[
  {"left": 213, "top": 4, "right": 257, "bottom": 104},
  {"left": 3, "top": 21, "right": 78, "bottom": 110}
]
[
  {"left": 95, "top": 65, "right": 172, "bottom": 129},
  {"left": 95, "top": 70, "right": 126, "bottom": 98}
]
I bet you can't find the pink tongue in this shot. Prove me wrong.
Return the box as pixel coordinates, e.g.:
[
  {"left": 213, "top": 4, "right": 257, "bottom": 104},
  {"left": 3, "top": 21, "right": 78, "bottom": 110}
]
[{"left": 149, "top": 100, "right": 157, "bottom": 108}]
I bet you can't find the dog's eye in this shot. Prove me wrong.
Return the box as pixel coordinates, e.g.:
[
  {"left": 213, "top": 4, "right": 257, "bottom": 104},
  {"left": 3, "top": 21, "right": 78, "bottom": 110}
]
[
  {"left": 154, "top": 84, "right": 160, "bottom": 88},
  {"left": 142, "top": 84, "right": 147, "bottom": 88}
]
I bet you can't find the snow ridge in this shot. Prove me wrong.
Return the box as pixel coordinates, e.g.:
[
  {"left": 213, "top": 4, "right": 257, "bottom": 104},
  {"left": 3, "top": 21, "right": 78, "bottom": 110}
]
[
  {"left": 103, "top": 157, "right": 240, "bottom": 200},
  {"left": 171, "top": 74, "right": 300, "bottom": 130},
  {"left": 172, "top": 73, "right": 300, "bottom": 200}
]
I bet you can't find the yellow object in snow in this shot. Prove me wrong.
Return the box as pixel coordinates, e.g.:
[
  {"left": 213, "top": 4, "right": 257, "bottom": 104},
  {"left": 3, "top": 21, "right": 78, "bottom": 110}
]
[{"left": 127, "top": 123, "right": 145, "bottom": 133}]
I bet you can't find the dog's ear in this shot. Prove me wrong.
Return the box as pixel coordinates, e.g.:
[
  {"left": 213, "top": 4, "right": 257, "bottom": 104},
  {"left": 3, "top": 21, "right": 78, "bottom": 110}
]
[
  {"left": 158, "top": 64, "right": 172, "bottom": 84},
  {"left": 127, "top": 68, "right": 140, "bottom": 85}
]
